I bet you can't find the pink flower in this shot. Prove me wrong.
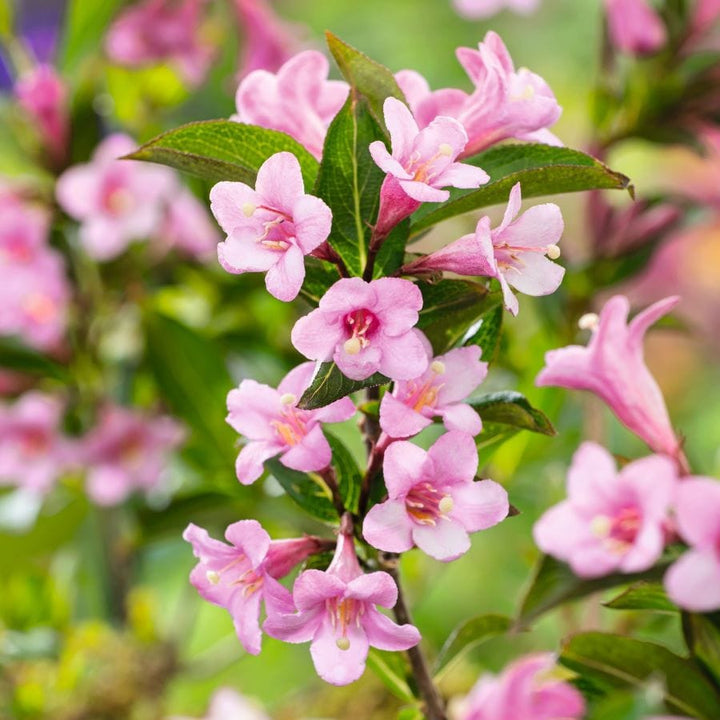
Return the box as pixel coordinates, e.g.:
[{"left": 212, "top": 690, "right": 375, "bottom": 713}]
[
  {"left": 369, "top": 97, "right": 489, "bottom": 237},
  {"left": 0, "top": 194, "right": 49, "bottom": 264},
  {"left": 80, "top": 405, "right": 184, "bottom": 506},
  {"left": 453, "top": 0, "right": 540, "bottom": 19},
  {"left": 536, "top": 295, "right": 681, "bottom": 458},
  {"left": 664, "top": 478, "right": 720, "bottom": 612},
  {"left": 457, "top": 653, "right": 586, "bottom": 720},
  {"left": 291, "top": 277, "right": 428, "bottom": 381},
  {"left": 379, "top": 344, "right": 487, "bottom": 439},
  {"left": 226, "top": 362, "right": 355, "bottom": 485},
  {"left": 263, "top": 526, "right": 420, "bottom": 686},
  {"left": 157, "top": 188, "right": 219, "bottom": 260},
  {"left": 533, "top": 443, "right": 677, "bottom": 577},
  {"left": 105, "top": 0, "right": 216, "bottom": 85},
  {"left": 363, "top": 432, "right": 508, "bottom": 562},
  {"left": 184, "top": 519, "right": 327, "bottom": 655},
  {"left": 604, "top": 0, "right": 666, "bottom": 56},
  {"left": 56, "top": 134, "right": 176, "bottom": 261},
  {"left": 233, "top": 50, "right": 349, "bottom": 160},
  {"left": 169, "top": 687, "right": 269, "bottom": 720},
  {"left": 210, "top": 152, "right": 332, "bottom": 301},
  {"left": 405, "top": 183, "right": 564, "bottom": 316}
]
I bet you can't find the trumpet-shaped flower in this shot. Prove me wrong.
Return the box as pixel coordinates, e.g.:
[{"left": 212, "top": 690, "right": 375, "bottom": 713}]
[
  {"left": 379, "top": 343, "right": 487, "bottom": 438},
  {"left": 210, "top": 152, "right": 332, "bottom": 302},
  {"left": 233, "top": 50, "right": 349, "bottom": 160},
  {"left": 536, "top": 295, "right": 681, "bottom": 458},
  {"left": 291, "top": 277, "right": 428, "bottom": 381},
  {"left": 263, "top": 527, "right": 420, "bottom": 685},
  {"left": 363, "top": 432, "right": 509, "bottom": 562},
  {"left": 453, "top": 0, "right": 540, "bottom": 19},
  {"left": 226, "top": 362, "right": 355, "bottom": 485},
  {"left": 604, "top": 0, "right": 666, "bottom": 56},
  {"left": 533, "top": 443, "right": 677, "bottom": 577}
]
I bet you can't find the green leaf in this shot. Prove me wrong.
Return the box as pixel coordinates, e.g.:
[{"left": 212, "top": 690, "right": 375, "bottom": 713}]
[
  {"left": 416, "top": 280, "right": 501, "bottom": 354},
  {"left": 0, "top": 337, "right": 68, "bottom": 380},
  {"left": 471, "top": 391, "right": 555, "bottom": 436},
  {"left": 265, "top": 459, "right": 338, "bottom": 523},
  {"left": 297, "top": 362, "right": 389, "bottom": 411},
  {"left": 434, "top": 614, "right": 512, "bottom": 680},
  {"left": 463, "top": 302, "right": 503, "bottom": 364},
  {"left": 682, "top": 612, "right": 720, "bottom": 687},
  {"left": 367, "top": 649, "right": 415, "bottom": 702},
  {"left": 325, "top": 433, "right": 362, "bottom": 514},
  {"left": 373, "top": 219, "right": 410, "bottom": 279},
  {"left": 560, "top": 632, "right": 720, "bottom": 720},
  {"left": 410, "top": 144, "right": 633, "bottom": 237},
  {"left": 314, "top": 95, "right": 386, "bottom": 276},
  {"left": 126, "top": 120, "right": 319, "bottom": 186},
  {"left": 604, "top": 582, "right": 677, "bottom": 613},
  {"left": 59, "top": 0, "right": 122, "bottom": 74}
]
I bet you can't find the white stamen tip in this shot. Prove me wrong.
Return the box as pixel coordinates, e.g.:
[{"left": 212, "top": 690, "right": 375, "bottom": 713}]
[
  {"left": 430, "top": 360, "right": 446, "bottom": 375},
  {"left": 242, "top": 202, "right": 256, "bottom": 217},
  {"left": 438, "top": 143, "right": 453, "bottom": 157},
  {"left": 439, "top": 496, "right": 454, "bottom": 515},
  {"left": 591, "top": 515, "right": 611, "bottom": 537},
  {"left": 546, "top": 244, "right": 561, "bottom": 260},
  {"left": 279, "top": 393, "right": 297, "bottom": 406},
  {"left": 578, "top": 313, "right": 599, "bottom": 331},
  {"left": 336, "top": 637, "right": 351, "bottom": 651},
  {"left": 206, "top": 570, "right": 221, "bottom": 585},
  {"left": 343, "top": 337, "right": 362, "bottom": 355}
]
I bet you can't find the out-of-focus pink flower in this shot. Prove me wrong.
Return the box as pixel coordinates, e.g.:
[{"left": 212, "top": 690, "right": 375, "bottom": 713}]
[
  {"left": 264, "top": 525, "right": 420, "bottom": 686},
  {"left": 405, "top": 183, "right": 564, "bottom": 316},
  {"left": 210, "top": 152, "right": 332, "bottom": 301},
  {"left": 233, "top": 50, "right": 349, "bottom": 160},
  {"left": 0, "top": 392, "right": 73, "bottom": 494},
  {"left": 291, "top": 277, "right": 428, "bottom": 381},
  {"left": 536, "top": 295, "right": 681, "bottom": 458},
  {"left": 363, "top": 432, "right": 508, "bottom": 562},
  {"left": 604, "top": 0, "right": 666, "bottom": 56},
  {"left": 534, "top": 442, "right": 677, "bottom": 577},
  {"left": 0, "top": 193, "right": 50, "bottom": 265},
  {"left": 158, "top": 188, "right": 219, "bottom": 261},
  {"left": 184, "top": 519, "right": 327, "bottom": 655},
  {"left": 56, "top": 134, "right": 176, "bottom": 261},
  {"left": 694, "top": 0, "right": 720, "bottom": 30},
  {"left": 369, "top": 98, "right": 489, "bottom": 237},
  {"left": 453, "top": 0, "right": 540, "bottom": 19},
  {"left": 457, "top": 653, "right": 586, "bottom": 720},
  {"left": 169, "top": 687, "right": 270, "bottom": 720},
  {"left": 379, "top": 343, "right": 487, "bottom": 439},
  {"left": 226, "top": 362, "right": 355, "bottom": 485},
  {"left": 80, "top": 405, "right": 184, "bottom": 505},
  {"left": 105, "top": 0, "right": 216, "bottom": 86},
  {"left": 664, "top": 477, "right": 720, "bottom": 612}
]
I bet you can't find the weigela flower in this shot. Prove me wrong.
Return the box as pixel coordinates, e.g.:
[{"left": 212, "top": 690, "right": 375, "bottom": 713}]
[
  {"left": 233, "top": 50, "right": 349, "bottom": 160},
  {"left": 226, "top": 362, "right": 355, "bottom": 485},
  {"left": 363, "top": 432, "right": 509, "bottom": 562},
  {"left": 56, "top": 134, "right": 176, "bottom": 261},
  {"left": 369, "top": 97, "right": 489, "bottom": 237},
  {"left": 533, "top": 442, "right": 677, "bottom": 577},
  {"left": 379, "top": 343, "right": 487, "bottom": 439},
  {"left": 405, "top": 183, "right": 564, "bottom": 316},
  {"left": 604, "top": 0, "right": 666, "bottom": 56},
  {"left": 664, "top": 477, "right": 720, "bottom": 612},
  {"left": 457, "top": 653, "right": 586, "bottom": 720},
  {"left": 80, "top": 405, "right": 184, "bottom": 506},
  {"left": 453, "top": 0, "right": 540, "bottom": 19},
  {"left": 536, "top": 295, "right": 681, "bottom": 458},
  {"left": 291, "top": 277, "right": 428, "bottom": 381},
  {"left": 184, "top": 520, "right": 328, "bottom": 655},
  {"left": 263, "top": 526, "right": 420, "bottom": 686},
  {"left": 169, "top": 687, "right": 270, "bottom": 720},
  {"left": 157, "top": 187, "right": 219, "bottom": 260},
  {"left": 210, "top": 152, "right": 332, "bottom": 301}
]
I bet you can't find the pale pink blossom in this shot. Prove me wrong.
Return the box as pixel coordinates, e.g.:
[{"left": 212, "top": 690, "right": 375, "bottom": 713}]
[
  {"left": 169, "top": 687, "right": 269, "bottom": 720},
  {"left": 694, "top": 0, "right": 720, "bottom": 30},
  {"left": 105, "top": 0, "right": 216, "bottom": 85},
  {"left": 210, "top": 152, "right": 332, "bottom": 301},
  {"left": 664, "top": 478, "right": 720, "bottom": 612},
  {"left": 157, "top": 188, "right": 219, "bottom": 260},
  {"left": 226, "top": 362, "right": 355, "bottom": 485},
  {"left": 291, "top": 278, "right": 428, "bottom": 381},
  {"left": 363, "top": 432, "right": 508, "bottom": 562},
  {"left": 56, "top": 134, "right": 176, "bottom": 261},
  {"left": 536, "top": 295, "right": 681, "bottom": 458},
  {"left": 233, "top": 50, "right": 349, "bottom": 160},
  {"left": 453, "top": 0, "right": 540, "bottom": 19},
  {"left": 533, "top": 443, "right": 677, "bottom": 577},
  {"left": 80, "top": 405, "right": 184, "bottom": 506},
  {"left": 604, "top": 0, "right": 666, "bottom": 56},
  {"left": 369, "top": 97, "right": 489, "bottom": 237},
  {"left": 379, "top": 343, "right": 487, "bottom": 439},
  {"left": 263, "top": 525, "right": 420, "bottom": 686},
  {"left": 184, "top": 519, "right": 328, "bottom": 655},
  {"left": 405, "top": 183, "right": 564, "bottom": 316},
  {"left": 0, "top": 193, "right": 49, "bottom": 265},
  {"left": 457, "top": 653, "right": 586, "bottom": 720}
]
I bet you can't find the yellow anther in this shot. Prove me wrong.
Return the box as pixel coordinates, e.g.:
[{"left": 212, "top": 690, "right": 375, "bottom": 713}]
[
  {"left": 546, "top": 244, "right": 561, "bottom": 260},
  {"left": 206, "top": 570, "right": 221, "bottom": 585},
  {"left": 344, "top": 337, "right": 362, "bottom": 355},
  {"left": 439, "top": 496, "right": 454, "bottom": 515},
  {"left": 578, "top": 313, "right": 600, "bottom": 331},
  {"left": 438, "top": 143, "right": 453, "bottom": 157},
  {"left": 430, "top": 360, "right": 446, "bottom": 375},
  {"left": 336, "top": 637, "right": 351, "bottom": 651},
  {"left": 591, "top": 515, "right": 611, "bottom": 537},
  {"left": 279, "top": 393, "right": 297, "bottom": 406},
  {"left": 242, "top": 202, "right": 256, "bottom": 217}
]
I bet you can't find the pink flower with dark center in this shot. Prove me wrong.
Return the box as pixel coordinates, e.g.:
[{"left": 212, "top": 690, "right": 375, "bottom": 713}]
[
  {"left": 233, "top": 50, "right": 349, "bottom": 160},
  {"left": 184, "top": 520, "right": 328, "bottom": 655},
  {"left": 157, "top": 187, "right": 219, "bottom": 260},
  {"left": 369, "top": 97, "right": 489, "bottom": 237},
  {"left": 379, "top": 343, "right": 487, "bottom": 439},
  {"left": 363, "top": 432, "right": 509, "bottom": 562},
  {"left": 664, "top": 478, "right": 720, "bottom": 612},
  {"left": 56, "top": 134, "right": 176, "bottom": 261},
  {"left": 536, "top": 295, "right": 681, "bottom": 458},
  {"left": 453, "top": 0, "right": 540, "bottom": 19},
  {"left": 210, "top": 152, "right": 332, "bottom": 301},
  {"left": 604, "top": 0, "right": 666, "bottom": 56},
  {"left": 457, "top": 653, "right": 586, "bottom": 720},
  {"left": 533, "top": 442, "right": 677, "bottom": 577},
  {"left": 263, "top": 525, "right": 420, "bottom": 685},
  {"left": 226, "top": 362, "right": 355, "bottom": 485}
]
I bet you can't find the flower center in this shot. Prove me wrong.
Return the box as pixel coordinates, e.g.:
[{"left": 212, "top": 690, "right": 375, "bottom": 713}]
[
  {"left": 270, "top": 406, "right": 309, "bottom": 447},
  {"left": 326, "top": 596, "right": 365, "bottom": 650},
  {"left": 405, "top": 482, "right": 454, "bottom": 526},
  {"left": 104, "top": 187, "right": 134, "bottom": 216},
  {"left": 343, "top": 309, "right": 378, "bottom": 355},
  {"left": 402, "top": 361, "right": 446, "bottom": 413},
  {"left": 206, "top": 555, "right": 264, "bottom": 598},
  {"left": 592, "top": 506, "right": 642, "bottom": 555},
  {"left": 23, "top": 293, "right": 57, "bottom": 323},
  {"left": 245, "top": 204, "right": 294, "bottom": 252},
  {"left": 20, "top": 427, "right": 50, "bottom": 456}
]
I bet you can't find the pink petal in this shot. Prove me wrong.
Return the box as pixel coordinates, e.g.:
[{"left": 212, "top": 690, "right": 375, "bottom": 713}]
[
  {"left": 265, "top": 243, "right": 305, "bottom": 301},
  {"left": 500, "top": 202, "right": 564, "bottom": 250},
  {"left": 312, "top": 396, "right": 356, "bottom": 424},
  {"left": 363, "top": 499, "right": 414, "bottom": 553},
  {"left": 436, "top": 346, "right": 487, "bottom": 403},
  {"left": 277, "top": 362, "right": 315, "bottom": 398},
  {"left": 318, "top": 277, "right": 377, "bottom": 314},
  {"left": 383, "top": 97, "right": 420, "bottom": 163},
  {"left": 371, "top": 278, "right": 423, "bottom": 335},
  {"left": 55, "top": 165, "right": 98, "bottom": 218},
  {"left": 291, "top": 309, "right": 344, "bottom": 361},
  {"left": 263, "top": 606, "right": 323, "bottom": 643},
  {"left": 230, "top": 588, "right": 263, "bottom": 655},
  {"left": 347, "top": 571, "right": 398, "bottom": 607},
  {"left": 379, "top": 392, "right": 433, "bottom": 439},
  {"left": 627, "top": 295, "right": 680, "bottom": 354},
  {"left": 235, "top": 441, "right": 281, "bottom": 485},
  {"left": 674, "top": 478, "right": 720, "bottom": 551},
  {"left": 496, "top": 182, "right": 523, "bottom": 234},
  {"left": 378, "top": 330, "right": 429, "bottom": 381},
  {"left": 293, "top": 569, "right": 346, "bottom": 610},
  {"left": 383, "top": 441, "right": 429, "bottom": 498},
  {"left": 86, "top": 464, "right": 131, "bottom": 505},
  {"left": 255, "top": 152, "right": 304, "bottom": 214},
  {"left": 498, "top": 272, "right": 519, "bottom": 316},
  {"left": 398, "top": 179, "right": 450, "bottom": 203},
  {"left": 450, "top": 479, "right": 509, "bottom": 532},
  {"left": 218, "top": 232, "right": 279, "bottom": 273},
  {"left": 292, "top": 194, "right": 332, "bottom": 254},
  {"left": 434, "top": 161, "right": 489, "bottom": 190},
  {"left": 665, "top": 550, "right": 720, "bottom": 612},
  {"left": 280, "top": 423, "right": 331, "bottom": 472},
  {"left": 620, "top": 523, "right": 664, "bottom": 573},
  {"left": 224, "top": 519, "right": 271, "bottom": 568},
  {"left": 310, "top": 615, "right": 369, "bottom": 686},
  {"left": 503, "top": 252, "right": 565, "bottom": 297},
  {"left": 209, "top": 181, "right": 259, "bottom": 235},
  {"left": 426, "top": 430, "right": 478, "bottom": 485},
  {"left": 566, "top": 442, "right": 619, "bottom": 512},
  {"left": 438, "top": 403, "right": 483, "bottom": 435},
  {"left": 412, "top": 517, "right": 471, "bottom": 561},
  {"left": 226, "top": 380, "right": 281, "bottom": 437},
  {"left": 334, "top": 343, "right": 382, "bottom": 381},
  {"left": 369, "top": 141, "right": 414, "bottom": 179},
  {"left": 362, "top": 608, "right": 421, "bottom": 651}
]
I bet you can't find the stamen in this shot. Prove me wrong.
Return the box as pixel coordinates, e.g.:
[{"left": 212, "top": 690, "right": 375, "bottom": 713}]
[
  {"left": 546, "top": 244, "right": 561, "bottom": 260},
  {"left": 280, "top": 393, "right": 296, "bottom": 406},
  {"left": 438, "top": 496, "right": 454, "bottom": 515},
  {"left": 430, "top": 360, "right": 446, "bottom": 375},
  {"left": 438, "top": 143, "right": 453, "bottom": 157},
  {"left": 344, "top": 337, "right": 362, "bottom": 355},
  {"left": 578, "top": 313, "right": 599, "bottom": 331},
  {"left": 242, "top": 202, "right": 256, "bottom": 217},
  {"left": 206, "top": 570, "right": 221, "bottom": 585},
  {"left": 336, "top": 637, "right": 351, "bottom": 651},
  {"left": 591, "top": 515, "right": 611, "bottom": 537}
]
